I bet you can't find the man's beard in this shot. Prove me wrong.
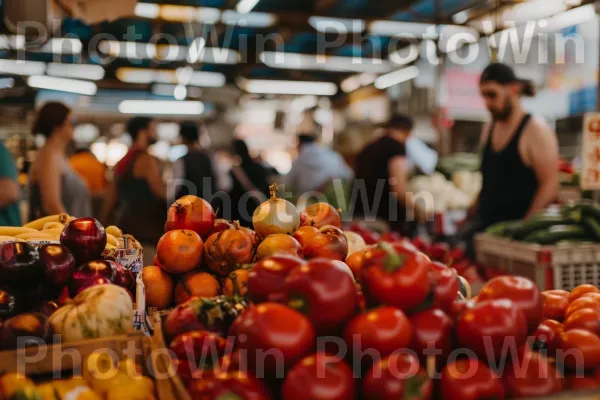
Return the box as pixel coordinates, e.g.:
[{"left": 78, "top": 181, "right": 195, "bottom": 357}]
[{"left": 490, "top": 100, "right": 513, "bottom": 121}]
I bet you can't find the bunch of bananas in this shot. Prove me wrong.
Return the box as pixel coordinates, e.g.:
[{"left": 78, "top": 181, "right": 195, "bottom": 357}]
[{"left": 0, "top": 214, "right": 128, "bottom": 251}]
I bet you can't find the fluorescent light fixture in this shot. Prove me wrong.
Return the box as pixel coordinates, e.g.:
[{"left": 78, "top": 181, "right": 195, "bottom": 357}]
[
  {"left": 39, "top": 38, "right": 83, "bottom": 54},
  {"left": 221, "top": 10, "right": 276, "bottom": 27},
  {"left": 187, "top": 38, "right": 206, "bottom": 63},
  {"left": 374, "top": 65, "right": 419, "bottom": 90},
  {"left": 135, "top": 2, "right": 160, "bottom": 18},
  {"left": 189, "top": 71, "right": 226, "bottom": 87},
  {"left": 260, "top": 51, "right": 393, "bottom": 73},
  {"left": 119, "top": 100, "right": 205, "bottom": 115},
  {"left": 0, "top": 78, "right": 15, "bottom": 89},
  {"left": 236, "top": 0, "right": 260, "bottom": 14},
  {"left": 388, "top": 44, "right": 419, "bottom": 65},
  {"left": 369, "top": 21, "right": 435, "bottom": 38},
  {"left": 439, "top": 26, "right": 479, "bottom": 53},
  {"left": 308, "top": 16, "right": 365, "bottom": 33},
  {"left": 239, "top": 78, "right": 338, "bottom": 96},
  {"left": 540, "top": 4, "right": 595, "bottom": 32},
  {"left": 452, "top": 10, "right": 470, "bottom": 24},
  {"left": 341, "top": 72, "right": 377, "bottom": 93},
  {"left": 156, "top": 44, "right": 188, "bottom": 62},
  {"left": 194, "top": 48, "right": 240, "bottom": 65},
  {"left": 152, "top": 83, "right": 178, "bottom": 96},
  {"left": 174, "top": 85, "right": 187, "bottom": 100},
  {"left": 503, "top": 0, "right": 566, "bottom": 25},
  {"left": 0, "top": 60, "right": 46, "bottom": 76},
  {"left": 46, "top": 63, "right": 105, "bottom": 81},
  {"left": 160, "top": 5, "right": 198, "bottom": 22},
  {"left": 99, "top": 41, "right": 157, "bottom": 59},
  {"left": 196, "top": 7, "right": 221, "bottom": 24},
  {"left": 28, "top": 75, "right": 97, "bottom": 95},
  {"left": 116, "top": 67, "right": 155, "bottom": 84},
  {"left": 0, "top": 35, "right": 24, "bottom": 50}
]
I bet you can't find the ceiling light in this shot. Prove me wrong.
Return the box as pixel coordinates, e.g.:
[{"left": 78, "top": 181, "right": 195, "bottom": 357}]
[
  {"left": 0, "top": 60, "right": 46, "bottom": 76},
  {"left": 98, "top": 41, "right": 157, "bottom": 59},
  {"left": 308, "top": 16, "right": 365, "bottom": 33},
  {"left": 439, "top": 26, "right": 479, "bottom": 53},
  {"left": 156, "top": 44, "right": 188, "bottom": 62},
  {"left": 189, "top": 71, "right": 227, "bottom": 87},
  {"left": 221, "top": 10, "right": 276, "bottom": 27},
  {"left": 46, "top": 63, "right": 105, "bottom": 81},
  {"left": 452, "top": 10, "right": 470, "bottom": 24},
  {"left": 187, "top": 38, "right": 206, "bottom": 63},
  {"left": 369, "top": 21, "right": 435, "bottom": 38},
  {"left": 194, "top": 48, "right": 240, "bottom": 65},
  {"left": 260, "top": 51, "right": 393, "bottom": 73},
  {"left": 28, "top": 75, "right": 97, "bottom": 95},
  {"left": 116, "top": 67, "right": 154, "bottom": 84},
  {"left": 135, "top": 2, "right": 160, "bottom": 18},
  {"left": 236, "top": 0, "right": 261, "bottom": 14},
  {"left": 239, "top": 78, "right": 338, "bottom": 96},
  {"left": 341, "top": 75, "right": 361, "bottom": 93},
  {"left": 540, "top": 4, "right": 595, "bottom": 32},
  {"left": 0, "top": 35, "right": 24, "bottom": 50},
  {"left": 152, "top": 83, "right": 178, "bottom": 96},
  {"left": 388, "top": 44, "right": 420, "bottom": 65},
  {"left": 39, "top": 38, "right": 83, "bottom": 54},
  {"left": 174, "top": 85, "right": 187, "bottom": 100},
  {"left": 119, "top": 100, "right": 205, "bottom": 115},
  {"left": 159, "top": 5, "right": 197, "bottom": 22},
  {"left": 503, "top": 0, "right": 566, "bottom": 25},
  {"left": 374, "top": 65, "right": 419, "bottom": 89},
  {"left": 195, "top": 7, "right": 221, "bottom": 23}
]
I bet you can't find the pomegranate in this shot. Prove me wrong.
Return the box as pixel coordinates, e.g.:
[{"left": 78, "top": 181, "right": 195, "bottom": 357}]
[
  {"left": 165, "top": 195, "right": 216, "bottom": 240},
  {"left": 252, "top": 184, "right": 300, "bottom": 238},
  {"left": 256, "top": 234, "right": 302, "bottom": 260},
  {"left": 212, "top": 219, "right": 233, "bottom": 234},
  {"left": 301, "top": 202, "right": 342, "bottom": 228},
  {"left": 157, "top": 230, "right": 204, "bottom": 275},
  {"left": 303, "top": 225, "right": 349, "bottom": 261},
  {"left": 204, "top": 222, "right": 256, "bottom": 276},
  {"left": 292, "top": 226, "right": 319, "bottom": 248}
]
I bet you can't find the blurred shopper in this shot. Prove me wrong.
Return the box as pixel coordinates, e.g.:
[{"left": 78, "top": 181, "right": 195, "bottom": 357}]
[
  {"left": 0, "top": 140, "right": 21, "bottom": 226},
  {"left": 286, "top": 133, "right": 353, "bottom": 195},
  {"left": 70, "top": 147, "right": 107, "bottom": 218},
  {"left": 171, "top": 122, "right": 217, "bottom": 203},
  {"left": 353, "top": 115, "right": 414, "bottom": 234},
  {"left": 101, "top": 117, "right": 166, "bottom": 265},
  {"left": 459, "top": 63, "right": 559, "bottom": 256},
  {"left": 228, "top": 139, "right": 270, "bottom": 227},
  {"left": 476, "top": 63, "right": 559, "bottom": 226},
  {"left": 29, "top": 102, "right": 91, "bottom": 219}
]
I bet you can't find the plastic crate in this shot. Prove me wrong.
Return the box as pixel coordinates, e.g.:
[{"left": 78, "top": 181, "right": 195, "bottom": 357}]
[{"left": 475, "top": 233, "right": 600, "bottom": 291}]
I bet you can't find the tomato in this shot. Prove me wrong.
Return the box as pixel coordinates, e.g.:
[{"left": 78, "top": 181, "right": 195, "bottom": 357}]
[
  {"left": 187, "top": 371, "right": 271, "bottom": 400},
  {"left": 542, "top": 290, "right": 570, "bottom": 321},
  {"left": 582, "top": 292, "right": 600, "bottom": 303},
  {"left": 169, "top": 331, "right": 228, "bottom": 364},
  {"left": 380, "top": 231, "right": 403, "bottom": 243},
  {"left": 569, "top": 284, "right": 600, "bottom": 303},
  {"left": 565, "top": 369, "right": 600, "bottom": 391},
  {"left": 229, "top": 303, "right": 315, "bottom": 376},
  {"left": 565, "top": 297, "right": 600, "bottom": 319},
  {"left": 448, "top": 299, "right": 475, "bottom": 319},
  {"left": 360, "top": 242, "right": 430, "bottom": 311},
  {"left": 362, "top": 352, "right": 431, "bottom": 400},
  {"left": 409, "top": 309, "right": 453, "bottom": 367},
  {"left": 532, "top": 319, "right": 564, "bottom": 356},
  {"left": 456, "top": 299, "right": 527, "bottom": 362},
  {"left": 503, "top": 349, "right": 563, "bottom": 397},
  {"left": 283, "top": 259, "right": 357, "bottom": 334},
  {"left": 427, "top": 243, "right": 449, "bottom": 262},
  {"left": 560, "top": 329, "right": 600, "bottom": 371},
  {"left": 247, "top": 255, "right": 304, "bottom": 304},
  {"left": 477, "top": 276, "right": 543, "bottom": 333},
  {"left": 281, "top": 353, "right": 355, "bottom": 400},
  {"left": 343, "top": 306, "right": 413, "bottom": 359},
  {"left": 426, "top": 262, "right": 459, "bottom": 313},
  {"left": 348, "top": 224, "right": 380, "bottom": 245},
  {"left": 565, "top": 308, "right": 600, "bottom": 336},
  {"left": 440, "top": 359, "right": 505, "bottom": 400}
]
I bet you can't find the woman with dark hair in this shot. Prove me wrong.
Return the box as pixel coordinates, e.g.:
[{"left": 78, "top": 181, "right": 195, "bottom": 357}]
[
  {"left": 29, "top": 102, "right": 91, "bottom": 219},
  {"left": 228, "top": 139, "right": 270, "bottom": 226}
]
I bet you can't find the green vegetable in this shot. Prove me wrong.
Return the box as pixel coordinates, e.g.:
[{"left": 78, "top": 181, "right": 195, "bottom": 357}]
[
  {"left": 512, "top": 216, "right": 577, "bottom": 240},
  {"left": 582, "top": 216, "right": 600, "bottom": 242},
  {"left": 523, "top": 225, "right": 590, "bottom": 245},
  {"left": 485, "top": 220, "right": 522, "bottom": 237}
]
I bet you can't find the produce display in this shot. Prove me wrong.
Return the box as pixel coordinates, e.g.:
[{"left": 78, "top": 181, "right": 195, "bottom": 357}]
[
  {"left": 0, "top": 352, "right": 156, "bottom": 400},
  {"left": 486, "top": 202, "right": 600, "bottom": 245},
  {"left": 0, "top": 216, "right": 137, "bottom": 349},
  {"left": 409, "top": 172, "right": 481, "bottom": 213}
]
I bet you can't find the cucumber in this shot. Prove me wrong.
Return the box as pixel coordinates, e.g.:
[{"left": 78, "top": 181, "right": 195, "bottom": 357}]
[
  {"left": 582, "top": 216, "right": 600, "bottom": 242},
  {"left": 485, "top": 220, "right": 522, "bottom": 237},
  {"left": 579, "top": 203, "right": 600, "bottom": 221},
  {"left": 523, "top": 225, "right": 589, "bottom": 245},
  {"left": 512, "top": 216, "right": 577, "bottom": 240}
]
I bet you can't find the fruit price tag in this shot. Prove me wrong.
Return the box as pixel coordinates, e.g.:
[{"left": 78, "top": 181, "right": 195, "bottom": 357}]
[{"left": 582, "top": 112, "right": 600, "bottom": 190}]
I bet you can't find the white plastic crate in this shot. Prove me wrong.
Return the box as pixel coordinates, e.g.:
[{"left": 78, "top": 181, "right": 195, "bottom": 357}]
[{"left": 475, "top": 233, "right": 600, "bottom": 291}]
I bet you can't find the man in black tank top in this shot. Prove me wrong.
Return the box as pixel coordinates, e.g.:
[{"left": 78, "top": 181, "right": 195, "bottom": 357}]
[{"left": 473, "top": 63, "right": 559, "bottom": 230}]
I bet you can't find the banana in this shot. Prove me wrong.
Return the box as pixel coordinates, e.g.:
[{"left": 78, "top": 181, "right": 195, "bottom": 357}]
[
  {"left": 0, "top": 236, "right": 24, "bottom": 243},
  {"left": 41, "top": 228, "right": 63, "bottom": 238},
  {"left": 106, "top": 234, "right": 119, "bottom": 247},
  {"left": 15, "top": 232, "right": 59, "bottom": 241},
  {"left": 42, "top": 222, "right": 65, "bottom": 230},
  {"left": 106, "top": 225, "right": 123, "bottom": 238},
  {"left": 0, "top": 227, "right": 38, "bottom": 236},
  {"left": 24, "top": 214, "right": 69, "bottom": 230}
]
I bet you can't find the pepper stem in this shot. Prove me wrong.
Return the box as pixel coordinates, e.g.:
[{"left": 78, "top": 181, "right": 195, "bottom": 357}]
[
  {"left": 379, "top": 242, "right": 407, "bottom": 272},
  {"left": 233, "top": 220, "right": 241, "bottom": 230},
  {"left": 269, "top": 184, "right": 277, "bottom": 199}
]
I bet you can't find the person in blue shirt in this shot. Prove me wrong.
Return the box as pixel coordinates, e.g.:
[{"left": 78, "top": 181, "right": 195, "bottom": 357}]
[{"left": 0, "top": 141, "right": 21, "bottom": 226}]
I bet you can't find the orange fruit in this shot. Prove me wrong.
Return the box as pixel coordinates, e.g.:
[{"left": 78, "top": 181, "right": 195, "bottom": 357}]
[
  {"left": 223, "top": 269, "right": 250, "bottom": 297},
  {"left": 141, "top": 266, "right": 174, "bottom": 310},
  {"left": 174, "top": 271, "right": 221, "bottom": 305},
  {"left": 157, "top": 230, "right": 204, "bottom": 275}
]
